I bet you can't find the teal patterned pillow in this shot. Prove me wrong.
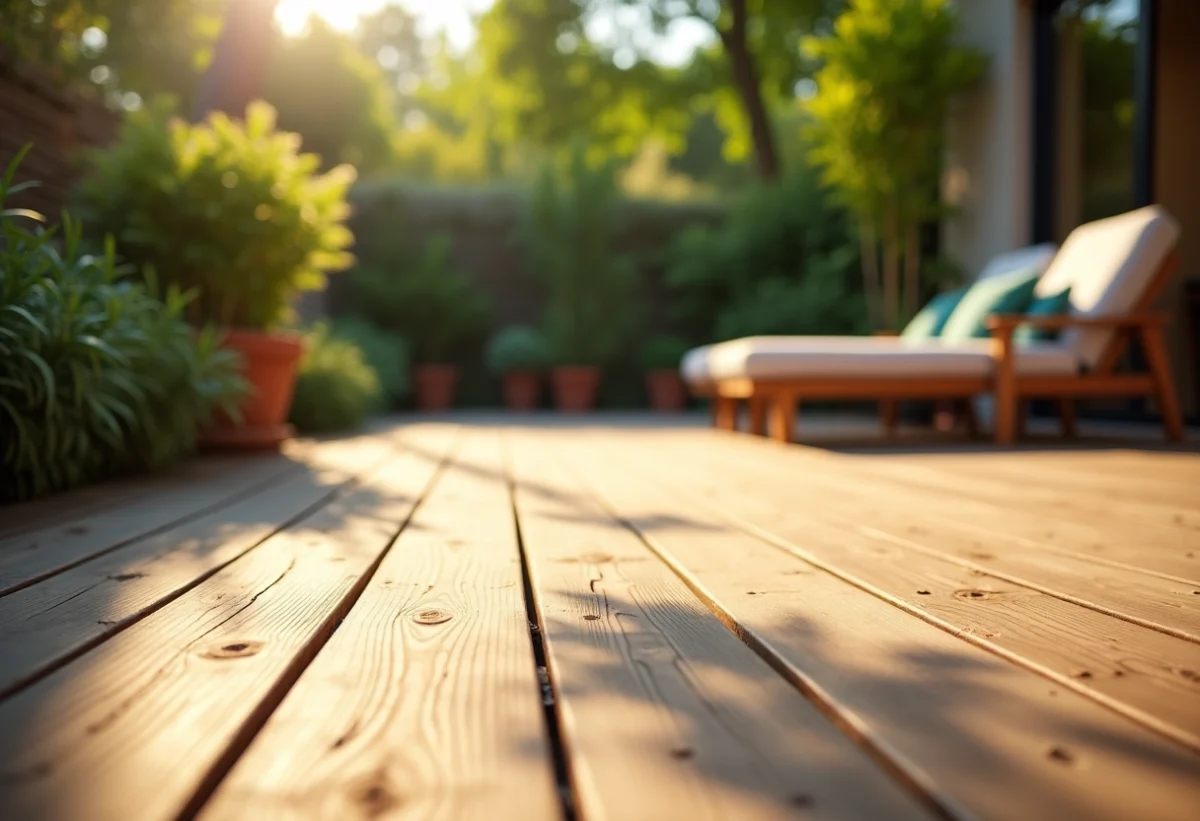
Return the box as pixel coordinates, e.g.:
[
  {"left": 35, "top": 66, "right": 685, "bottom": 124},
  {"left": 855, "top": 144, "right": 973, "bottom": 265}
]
[
  {"left": 1014, "top": 287, "right": 1073, "bottom": 344},
  {"left": 940, "top": 266, "right": 1042, "bottom": 342},
  {"left": 901, "top": 288, "right": 967, "bottom": 340}
]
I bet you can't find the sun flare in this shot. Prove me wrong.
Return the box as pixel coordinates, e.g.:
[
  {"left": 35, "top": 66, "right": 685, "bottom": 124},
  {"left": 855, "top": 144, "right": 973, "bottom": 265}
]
[{"left": 275, "top": 0, "right": 388, "bottom": 36}]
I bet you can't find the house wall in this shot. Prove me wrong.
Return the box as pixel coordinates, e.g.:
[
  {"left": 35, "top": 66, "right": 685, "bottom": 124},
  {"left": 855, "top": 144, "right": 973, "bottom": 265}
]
[
  {"left": 1155, "top": 0, "right": 1200, "bottom": 416},
  {"left": 943, "top": 0, "right": 1033, "bottom": 278}
]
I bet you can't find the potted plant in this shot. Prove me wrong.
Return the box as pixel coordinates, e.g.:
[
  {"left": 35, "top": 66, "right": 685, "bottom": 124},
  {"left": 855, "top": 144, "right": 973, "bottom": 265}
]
[
  {"left": 641, "top": 336, "right": 690, "bottom": 412},
  {"left": 517, "top": 146, "right": 638, "bottom": 412},
  {"left": 486, "top": 325, "right": 550, "bottom": 411},
  {"left": 79, "top": 101, "right": 356, "bottom": 450},
  {"left": 348, "top": 233, "right": 490, "bottom": 411}
]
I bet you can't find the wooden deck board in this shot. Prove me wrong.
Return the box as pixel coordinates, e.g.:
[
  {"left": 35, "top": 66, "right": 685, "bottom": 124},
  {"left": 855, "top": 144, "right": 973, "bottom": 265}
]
[
  {"left": 508, "top": 430, "right": 933, "bottom": 821},
  {"left": 0, "top": 435, "right": 448, "bottom": 821},
  {"left": 560, "top": 432, "right": 1200, "bottom": 821},
  {"left": 1, "top": 417, "right": 1197, "bottom": 821},
  {"left": 200, "top": 432, "right": 563, "bottom": 821},
  {"left": 0, "top": 436, "right": 398, "bottom": 699},
  {"left": 0, "top": 452, "right": 303, "bottom": 597},
  {"left": 583, "top": 432, "right": 1200, "bottom": 749},
  {"left": 637, "top": 432, "right": 1200, "bottom": 635}
]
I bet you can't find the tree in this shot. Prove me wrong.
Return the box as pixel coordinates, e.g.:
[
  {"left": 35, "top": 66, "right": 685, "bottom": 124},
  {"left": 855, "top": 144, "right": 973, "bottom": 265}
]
[
  {"left": 267, "top": 19, "right": 399, "bottom": 171},
  {"left": 1, "top": 0, "right": 228, "bottom": 110},
  {"left": 194, "top": 0, "right": 277, "bottom": 119},
  {"left": 804, "top": 0, "right": 986, "bottom": 330},
  {"left": 465, "top": 0, "right": 836, "bottom": 180}
]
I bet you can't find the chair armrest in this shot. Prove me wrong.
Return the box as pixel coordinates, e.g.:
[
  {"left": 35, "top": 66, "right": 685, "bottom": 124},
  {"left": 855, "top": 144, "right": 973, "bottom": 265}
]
[{"left": 986, "top": 312, "right": 1169, "bottom": 335}]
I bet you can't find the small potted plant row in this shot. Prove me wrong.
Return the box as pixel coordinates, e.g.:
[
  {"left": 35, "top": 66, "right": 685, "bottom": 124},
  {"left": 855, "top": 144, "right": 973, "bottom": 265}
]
[
  {"left": 641, "top": 336, "right": 690, "bottom": 413},
  {"left": 347, "top": 233, "right": 491, "bottom": 412},
  {"left": 486, "top": 325, "right": 552, "bottom": 410}
]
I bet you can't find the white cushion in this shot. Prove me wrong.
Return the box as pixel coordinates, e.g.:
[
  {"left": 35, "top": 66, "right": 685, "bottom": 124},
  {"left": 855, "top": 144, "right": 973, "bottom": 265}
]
[
  {"left": 705, "top": 336, "right": 1077, "bottom": 381},
  {"left": 682, "top": 337, "right": 893, "bottom": 386},
  {"left": 1034, "top": 205, "right": 1179, "bottom": 368},
  {"left": 680, "top": 243, "right": 1063, "bottom": 388},
  {"left": 681, "top": 345, "right": 715, "bottom": 386},
  {"left": 978, "top": 243, "right": 1058, "bottom": 281}
]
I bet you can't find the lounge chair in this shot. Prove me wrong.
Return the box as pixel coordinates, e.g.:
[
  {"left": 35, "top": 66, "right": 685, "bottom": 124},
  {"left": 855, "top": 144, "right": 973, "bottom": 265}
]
[{"left": 682, "top": 206, "right": 1183, "bottom": 445}]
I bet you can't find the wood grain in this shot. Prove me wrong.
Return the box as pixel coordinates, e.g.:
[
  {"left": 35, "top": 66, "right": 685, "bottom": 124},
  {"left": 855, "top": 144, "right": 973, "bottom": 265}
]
[
  {"left": 0, "top": 437, "right": 449, "bottom": 821},
  {"left": 561, "top": 432, "right": 1200, "bottom": 821},
  {"left": 508, "top": 430, "right": 932, "bottom": 821},
  {"left": 200, "top": 432, "right": 561, "bottom": 821},
  {"left": 643, "top": 431, "right": 1200, "bottom": 637},
  {"left": 590, "top": 433, "right": 1200, "bottom": 747},
  {"left": 827, "top": 452, "right": 1200, "bottom": 579},
  {"left": 0, "top": 438, "right": 390, "bottom": 698},
  {"left": 0, "top": 453, "right": 302, "bottom": 596}
]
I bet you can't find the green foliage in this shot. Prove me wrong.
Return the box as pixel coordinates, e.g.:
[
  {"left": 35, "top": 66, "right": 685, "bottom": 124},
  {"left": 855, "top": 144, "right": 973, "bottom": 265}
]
[
  {"left": 446, "top": 0, "right": 837, "bottom": 177},
  {"left": 640, "top": 335, "right": 691, "bottom": 371},
  {"left": 0, "top": 148, "right": 245, "bottom": 502},
  {"left": 518, "top": 146, "right": 640, "bottom": 366},
  {"left": 0, "top": 0, "right": 225, "bottom": 106},
  {"left": 288, "top": 323, "right": 381, "bottom": 434},
  {"left": 78, "top": 100, "right": 356, "bottom": 329},
  {"left": 268, "top": 18, "right": 399, "bottom": 172},
  {"left": 328, "top": 316, "right": 409, "bottom": 407},
  {"left": 666, "top": 165, "right": 863, "bottom": 340},
  {"left": 804, "top": 0, "right": 987, "bottom": 329},
  {"left": 348, "top": 233, "right": 491, "bottom": 364},
  {"left": 712, "top": 268, "right": 864, "bottom": 340},
  {"left": 486, "top": 325, "right": 551, "bottom": 374}
]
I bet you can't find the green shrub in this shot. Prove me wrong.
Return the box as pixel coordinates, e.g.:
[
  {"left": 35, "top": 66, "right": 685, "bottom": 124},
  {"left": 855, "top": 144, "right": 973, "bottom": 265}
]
[
  {"left": 666, "top": 166, "right": 865, "bottom": 341},
  {"left": 329, "top": 316, "right": 410, "bottom": 406},
  {"left": 517, "top": 145, "right": 640, "bottom": 366},
  {"left": 78, "top": 100, "right": 356, "bottom": 329},
  {"left": 640, "top": 336, "right": 691, "bottom": 371},
  {"left": 347, "top": 233, "right": 491, "bottom": 363},
  {"left": 288, "top": 324, "right": 381, "bottom": 434},
  {"left": 485, "top": 325, "right": 551, "bottom": 374},
  {"left": 0, "top": 148, "right": 246, "bottom": 502}
]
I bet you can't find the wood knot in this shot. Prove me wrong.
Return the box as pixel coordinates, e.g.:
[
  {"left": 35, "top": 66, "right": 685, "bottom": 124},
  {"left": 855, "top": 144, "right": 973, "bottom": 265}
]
[
  {"left": 1046, "top": 746, "right": 1077, "bottom": 765},
  {"left": 413, "top": 609, "right": 452, "bottom": 625},
  {"left": 199, "top": 640, "right": 263, "bottom": 660},
  {"left": 954, "top": 589, "right": 997, "bottom": 601},
  {"left": 583, "top": 614, "right": 600, "bottom": 621}
]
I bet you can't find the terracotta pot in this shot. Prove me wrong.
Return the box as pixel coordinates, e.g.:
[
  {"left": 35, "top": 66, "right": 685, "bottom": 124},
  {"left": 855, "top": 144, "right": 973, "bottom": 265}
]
[
  {"left": 551, "top": 366, "right": 600, "bottom": 413},
  {"left": 502, "top": 371, "right": 540, "bottom": 411},
  {"left": 414, "top": 364, "right": 459, "bottom": 411},
  {"left": 201, "top": 328, "right": 304, "bottom": 452},
  {"left": 645, "top": 369, "right": 686, "bottom": 413}
]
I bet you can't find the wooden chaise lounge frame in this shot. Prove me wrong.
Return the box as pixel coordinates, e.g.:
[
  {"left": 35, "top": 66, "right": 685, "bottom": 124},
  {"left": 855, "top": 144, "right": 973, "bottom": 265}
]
[{"left": 709, "top": 251, "right": 1184, "bottom": 446}]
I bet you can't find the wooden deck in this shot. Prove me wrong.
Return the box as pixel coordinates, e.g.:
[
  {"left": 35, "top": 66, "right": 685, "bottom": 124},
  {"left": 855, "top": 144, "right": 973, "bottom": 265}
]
[{"left": 1, "top": 416, "right": 1198, "bottom": 821}]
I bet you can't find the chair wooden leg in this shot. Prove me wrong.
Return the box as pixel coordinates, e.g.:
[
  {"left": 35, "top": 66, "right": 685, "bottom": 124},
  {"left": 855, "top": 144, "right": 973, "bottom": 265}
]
[
  {"left": 1057, "top": 398, "right": 1078, "bottom": 438},
  {"left": 961, "top": 399, "right": 981, "bottom": 439},
  {"left": 880, "top": 399, "right": 899, "bottom": 436},
  {"left": 1140, "top": 324, "right": 1185, "bottom": 442},
  {"left": 748, "top": 396, "right": 768, "bottom": 436},
  {"left": 993, "top": 333, "right": 1018, "bottom": 446},
  {"left": 714, "top": 396, "right": 738, "bottom": 431},
  {"left": 768, "top": 394, "right": 797, "bottom": 444}
]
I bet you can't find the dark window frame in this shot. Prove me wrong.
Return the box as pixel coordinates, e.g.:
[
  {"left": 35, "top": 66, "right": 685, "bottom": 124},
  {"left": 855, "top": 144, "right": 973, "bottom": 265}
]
[{"left": 1030, "top": 0, "right": 1157, "bottom": 244}]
